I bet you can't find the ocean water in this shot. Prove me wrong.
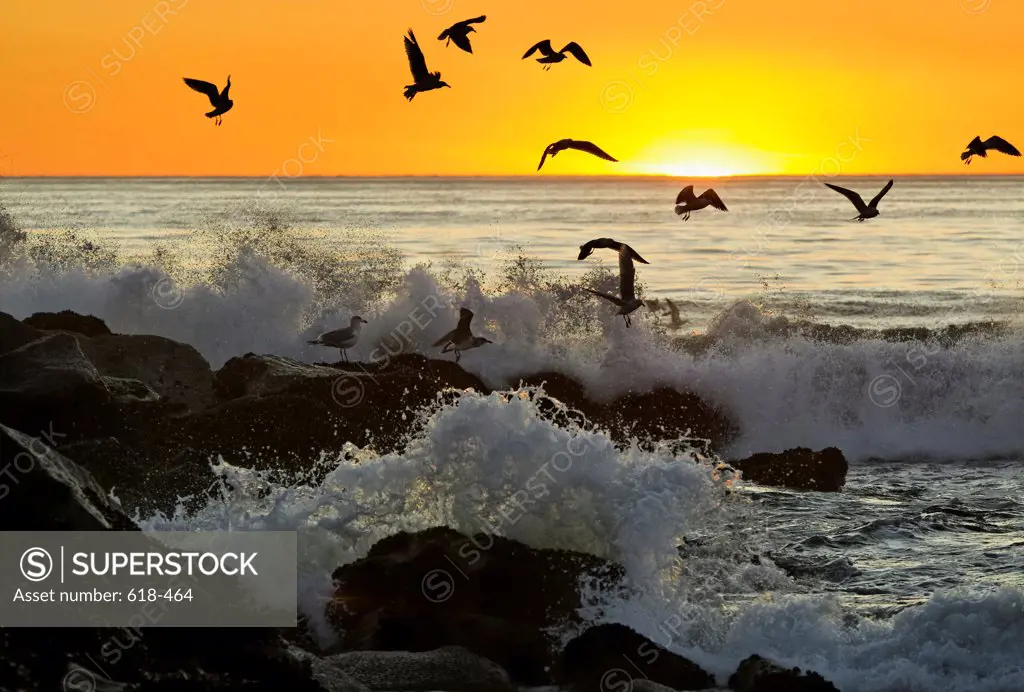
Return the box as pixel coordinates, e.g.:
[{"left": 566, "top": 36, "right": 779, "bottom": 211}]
[{"left": 1, "top": 176, "right": 1023, "bottom": 691}]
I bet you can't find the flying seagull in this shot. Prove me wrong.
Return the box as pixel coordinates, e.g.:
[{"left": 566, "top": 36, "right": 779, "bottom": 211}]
[
  {"left": 577, "top": 238, "right": 648, "bottom": 327},
  {"left": 403, "top": 29, "right": 450, "bottom": 100},
  {"left": 522, "top": 40, "right": 591, "bottom": 69},
  {"left": 433, "top": 308, "right": 491, "bottom": 363},
  {"left": 674, "top": 185, "right": 728, "bottom": 221},
  {"left": 538, "top": 139, "right": 617, "bottom": 171},
  {"left": 308, "top": 316, "right": 367, "bottom": 363},
  {"left": 183, "top": 76, "right": 232, "bottom": 125},
  {"left": 961, "top": 136, "right": 1022, "bottom": 165},
  {"left": 438, "top": 15, "right": 486, "bottom": 53},
  {"left": 824, "top": 179, "right": 894, "bottom": 222}
]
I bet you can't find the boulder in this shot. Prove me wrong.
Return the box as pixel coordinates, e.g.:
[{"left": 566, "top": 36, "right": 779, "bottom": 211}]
[
  {"left": 0, "top": 311, "right": 41, "bottom": 355},
  {"left": 728, "top": 654, "right": 841, "bottom": 692},
  {"left": 556, "top": 623, "right": 714, "bottom": 692},
  {"left": 318, "top": 647, "right": 516, "bottom": 692},
  {"left": 0, "top": 423, "right": 136, "bottom": 531},
  {"left": 328, "top": 527, "right": 625, "bottom": 685},
  {"left": 215, "top": 353, "right": 342, "bottom": 400},
  {"left": 729, "top": 447, "right": 848, "bottom": 492},
  {"left": 23, "top": 309, "right": 112, "bottom": 337},
  {"left": 0, "top": 333, "right": 161, "bottom": 441}
]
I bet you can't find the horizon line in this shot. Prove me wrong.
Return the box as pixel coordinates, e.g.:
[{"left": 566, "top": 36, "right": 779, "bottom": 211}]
[{"left": 5, "top": 172, "right": 1024, "bottom": 180}]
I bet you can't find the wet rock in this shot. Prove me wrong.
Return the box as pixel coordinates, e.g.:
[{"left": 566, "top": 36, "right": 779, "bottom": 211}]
[
  {"left": 215, "top": 353, "right": 343, "bottom": 400},
  {"left": 728, "top": 654, "right": 841, "bottom": 692},
  {"left": 0, "top": 423, "right": 136, "bottom": 531},
  {"left": 729, "top": 447, "right": 848, "bottom": 492},
  {"left": 328, "top": 527, "right": 625, "bottom": 685},
  {"left": 556, "top": 623, "right": 714, "bottom": 692},
  {"left": 319, "top": 647, "right": 516, "bottom": 692},
  {"left": 0, "top": 333, "right": 162, "bottom": 441},
  {"left": 0, "top": 311, "right": 41, "bottom": 355},
  {"left": 23, "top": 309, "right": 112, "bottom": 337}
]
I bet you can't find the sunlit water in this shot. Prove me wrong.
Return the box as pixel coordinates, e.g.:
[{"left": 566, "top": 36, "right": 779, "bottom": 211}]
[{"left": 2, "top": 176, "right": 1023, "bottom": 691}]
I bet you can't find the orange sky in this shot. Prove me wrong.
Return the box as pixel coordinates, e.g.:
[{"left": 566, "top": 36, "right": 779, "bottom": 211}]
[{"left": 2, "top": 0, "right": 1023, "bottom": 176}]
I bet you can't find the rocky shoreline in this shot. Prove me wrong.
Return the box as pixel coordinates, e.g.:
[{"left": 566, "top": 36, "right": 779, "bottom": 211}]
[{"left": 0, "top": 310, "right": 848, "bottom": 691}]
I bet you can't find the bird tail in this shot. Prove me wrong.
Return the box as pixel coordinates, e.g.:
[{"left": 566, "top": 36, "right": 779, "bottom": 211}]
[
  {"left": 432, "top": 330, "right": 456, "bottom": 348},
  {"left": 960, "top": 151, "right": 972, "bottom": 161},
  {"left": 403, "top": 85, "right": 417, "bottom": 101},
  {"left": 307, "top": 339, "right": 322, "bottom": 345}
]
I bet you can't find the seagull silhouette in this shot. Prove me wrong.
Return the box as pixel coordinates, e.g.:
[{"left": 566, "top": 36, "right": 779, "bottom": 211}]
[
  {"left": 307, "top": 316, "right": 367, "bottom": 363},
  {"left": 825, "top": 179, "right": 894, "bottom": 222},
  {"left": 403, "top": 29, "right": 450, "bottom": 100},
  {"left": 674, "top": 185, "right": 728, "bottom": 221},
  {"left": 577, "top": 238, "right": 648, "bottom": 327},
  {"left": 538, "top": 139, "right": 617, "bottom": 171},
  {"left": 438, "top": 15, "right": 486, "bottom": 53},
  {"left": 961, "top": 136, "right": 1022, "bottom": 165},
  {"left": 522, "top": 40, "right": 591, "bottom": 69},
  {"left": 182, "top": 75, "right": 232, "bottom": 125},
  {"left": 433, "top": 307, "right": 491, "bottom": 363}
]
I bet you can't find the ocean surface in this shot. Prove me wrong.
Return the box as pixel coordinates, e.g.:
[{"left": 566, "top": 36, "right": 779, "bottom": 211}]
[{"left": 2, "top": 176, "right": 1023, "bottom": 691}]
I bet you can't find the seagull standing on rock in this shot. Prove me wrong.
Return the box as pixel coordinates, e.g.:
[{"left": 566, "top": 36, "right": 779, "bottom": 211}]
[{"left": 308, "top": 316, "right": 367, "bottom": 363}]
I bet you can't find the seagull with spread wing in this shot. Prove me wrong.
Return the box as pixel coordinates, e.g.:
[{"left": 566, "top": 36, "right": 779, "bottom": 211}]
[
  {"left": 824, "top": 179, "right": 894, "bottom": 222},
  {"left": 961, "top": 136, "right": 1022, "bottom": 165},
  {"left": 438, "top": 15, "right": 486, "bottom": 53},
  {"left": 522, "top": 40, "right": 592, "bottom": 69},
  {"left": 577, "top": 238, "right": 649, "bottom": 327},
  {"left": 403, "top": 29, "right": 450, "bottom": 101},
  {"left": 433, "top": 307, "right": 491, "bottom": 363},
  {"left": 182, "top": 75, "right": 232, "bottom": 125},
  {"left": 538, "top": 139, "right": 617, "bottom": 171},
  {"left": 674, "top": 185, "right": 728, "bottom": 221}
]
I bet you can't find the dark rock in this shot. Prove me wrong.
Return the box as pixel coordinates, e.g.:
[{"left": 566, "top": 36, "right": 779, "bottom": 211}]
[
  {"left": 728, "top": 654, "right": 841, "bottom": 692},
  {"left": 328, "top": 527, "right": 625, "bottom": 685},
  {"left": 0, "top": 311, "right": 41, "bottom": 355},
  {"left": 556, "top": 623, "right": 714, "bottom": 692},
  {"left": 729, "top": 447, "right": 848, "bottom": 492},
  {"left": 318, "top": 647, "right": 516, "bottom": 692},
  {"left": 0, "top": 423, "right": 136, "bottom": 531},
  {"left": 23, "top": 309, "right": 112, "bottom": 337},
  {"left": 0, "top": 333, "right": 162, "bottom": 441},
  {"left": 215, "top": 353, "right": 342, "bottom": 400}
]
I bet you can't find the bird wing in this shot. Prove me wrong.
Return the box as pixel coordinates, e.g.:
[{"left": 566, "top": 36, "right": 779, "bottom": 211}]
[
  {"left": 219, "top": 79, "right": 231, "bottom": 100},
  {"left": 461, "top": 15, "right": 486, "bottom": 26},
  {"left": 618, "top": 250, "right": 637, "bottom": 302},
  {"left": 404, "top": 30, "right": 430, "bottom": 82},
  {"left": 824, "top": 183, "right": 867, "bottom": 213},
  {"left": 561, "top": 42, "right": 592, "bottom": 66},
  {"left": 966, "top": 136, "right": 983, "bottom": 149},
  {"left": 450, "top": 31, "right": 473, "bottom": 53},
  {"left": 624, "top": 244, "right": 650, "bottom": 265},
  {"left": 457, "top": 307, "right": 474, "bottom": 331},
  {"left": 568, "top": 140, "right": 618, "bottom": 162},
  {"left": 983, "top": 136, "right": 1022, "bottom": 157},
  {"left": 584, "top": 287, "right": 625, "bottom": 307},
  {"left": 675, "top": 185, "right": 697, "bottom": 205},
  {"left": 868, "top": 179, "right": 894, "bottom": 209},
  {"left": 183, "top": 78, "right": 221, "bottom": 106},
  {"left": 523, "top": 40, "right": 554, "bottom": 59},
  {"left": 432, "top": 329, "right": 457, "bottom": 347},
  {"left": 698, "top": 188, "right": 728, "bottom": 211},
  {"left": 537, "top": 144, "right": 555, "bottom": 171}
]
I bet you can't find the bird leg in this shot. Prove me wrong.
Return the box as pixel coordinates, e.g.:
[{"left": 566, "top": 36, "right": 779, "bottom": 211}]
[
  {"left": 341, "top": 349, "right": 349, "bottom": 363},
  {"left": 623, "top": 314, "right": 632, "bottom": 328}
]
